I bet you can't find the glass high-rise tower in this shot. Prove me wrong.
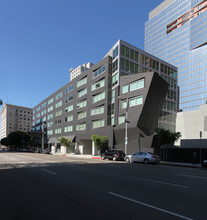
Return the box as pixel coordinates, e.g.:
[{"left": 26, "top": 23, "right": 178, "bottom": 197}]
[{"left": 145, "top": 0, "right": 207, "bottom": 111}]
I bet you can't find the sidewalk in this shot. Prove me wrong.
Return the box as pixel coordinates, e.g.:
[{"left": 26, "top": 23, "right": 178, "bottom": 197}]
[{"left": 53, "top": 153, "right": 203, "bottom": 168}]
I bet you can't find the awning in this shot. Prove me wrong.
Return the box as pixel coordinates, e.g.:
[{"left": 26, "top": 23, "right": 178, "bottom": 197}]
[
  {"left": 48, "top": 135, "right": 75, "bottom": 144},
  {"left": 48, "top": 137, "right": 59, "bottom": 144},
  {"left": 65, "top": 135, "right": 75, "bottom": 142}
]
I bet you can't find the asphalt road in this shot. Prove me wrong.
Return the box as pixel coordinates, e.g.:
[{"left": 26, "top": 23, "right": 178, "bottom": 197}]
[{"left": 0, "top": 151, "right": 207, "bottom": 220}]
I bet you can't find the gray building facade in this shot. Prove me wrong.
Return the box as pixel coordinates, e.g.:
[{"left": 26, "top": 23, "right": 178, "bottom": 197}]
[{"left": 32, "top": 40, "right": 176, "bottom": 154}]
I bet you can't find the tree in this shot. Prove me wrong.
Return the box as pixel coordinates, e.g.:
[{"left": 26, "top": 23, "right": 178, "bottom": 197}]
[
  {"left": 0, "top": 137, "right": 10, "bottom": 146},
  {"left": 7, "top": 131, "right": 32, "bottom": 148},
  {"left": 91, "top": 135, "right": 108, "bottom": 153},
  {"left": 154, "top": 128, "right": 181, "bottom": 155},
  {"left": 58, "top": 136, "right": 74, "bottom": 153}
]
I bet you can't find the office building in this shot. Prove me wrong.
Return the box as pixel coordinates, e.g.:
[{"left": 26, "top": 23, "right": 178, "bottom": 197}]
[
  {"left": 145, "top": 0, "right": 207, "bottom": 111},
  {"left": 1, "top": 104, "right": 33, "bottom": 139},
  {"left": 32, "top": 40, "right": 176, "bottom": 154}
]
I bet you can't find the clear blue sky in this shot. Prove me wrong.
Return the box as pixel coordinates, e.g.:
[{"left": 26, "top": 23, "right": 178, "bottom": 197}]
[{"left": 0, "top": 0, "right": 163, "bottom": 133}]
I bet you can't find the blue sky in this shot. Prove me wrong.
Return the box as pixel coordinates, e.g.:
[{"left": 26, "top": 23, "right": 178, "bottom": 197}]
[{"left": 0, "top": 0, "right": 163, "bottom": 134}]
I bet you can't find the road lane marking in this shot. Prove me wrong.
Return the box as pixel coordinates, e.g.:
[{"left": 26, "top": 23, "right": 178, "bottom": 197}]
[
  {"left": 41, "top": 169, "right": 57, "bottom": 175},
  {"left": 108, "top": 192, "right": 193, "bottom": 220},
  {"left": 135, "top": 177, "right": 190, "bottom": 189},
  {"left": 175, "top": 174, "right": 207, "bottom": 180}
]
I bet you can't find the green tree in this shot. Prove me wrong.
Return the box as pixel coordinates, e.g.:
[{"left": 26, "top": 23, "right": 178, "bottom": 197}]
[
  {"left": 91, "top": 134, "right": 108, "bottom": 153},
  {"left": 58, "top": 136, "right": 74, "bottom": 153},
  {"left": 0, "top": 137, "right": 10, "bottom": 146},
  {"left": 154, "top": 128, "right": 181, "bottom": 155},
  {"left": 7, "top": 131, "right": 32, "bottom": 148}
]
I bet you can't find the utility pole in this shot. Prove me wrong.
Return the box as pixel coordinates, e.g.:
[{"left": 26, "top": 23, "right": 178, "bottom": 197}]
[{"left": 42, "top": 123, "right": 45, "bottom": 151}]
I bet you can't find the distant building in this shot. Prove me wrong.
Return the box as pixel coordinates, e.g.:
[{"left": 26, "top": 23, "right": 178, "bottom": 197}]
[
  {"left": 69, "top": 62, "right": 94, "bottom": 81},
  {"left": 176, "top": 104, "right": 207, "bottom": 147},
  {"left": 32, "top": 40, "right": 176, "bottom": 154},
  {"left": 145, "top": 0, "right": 207, "bottom": 111},
  {"left": 1, "top": 104, "right": 33, "bottom": 139}
]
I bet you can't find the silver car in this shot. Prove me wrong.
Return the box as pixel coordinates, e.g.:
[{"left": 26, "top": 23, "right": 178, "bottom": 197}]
[{"left": 125, "top": 152, "right": 160, "bottom": 164}]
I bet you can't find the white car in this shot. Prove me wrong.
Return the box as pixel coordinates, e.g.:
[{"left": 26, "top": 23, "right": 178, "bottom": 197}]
[{"left": 125, "top": 152, "right": 160, "bottom": 164}]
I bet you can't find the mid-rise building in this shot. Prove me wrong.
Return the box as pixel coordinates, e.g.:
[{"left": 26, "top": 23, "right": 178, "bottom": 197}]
[
  {"left": 32, "top": 40, "right": 176, "bottom": 154},
  {"left": 1, "top": 104, "right": 33, "bottom": 139},
  {"left": 145, "top": 0, "right": 207, "bottom": 111}
]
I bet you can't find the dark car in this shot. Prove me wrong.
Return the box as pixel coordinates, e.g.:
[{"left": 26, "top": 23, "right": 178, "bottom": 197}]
[
  {"left": 101, "top": 150, "right": 126, "bottom": 161},
  {"left": 202, "top": 160, "right": 207, "bottom": 168}
]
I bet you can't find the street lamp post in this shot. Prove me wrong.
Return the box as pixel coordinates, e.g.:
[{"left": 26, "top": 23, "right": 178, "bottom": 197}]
[{"left": 118, "top": 97, "right": 130, "bottom": 155}]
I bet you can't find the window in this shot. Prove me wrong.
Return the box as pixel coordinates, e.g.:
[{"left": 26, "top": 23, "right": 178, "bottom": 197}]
[
  {"left": 118, "top": 115, "right": 125, "bottom": 125},
  {"left": 65, "top": 115, "right": 73, "bottom": 122},
  {"left": 48, "top": 97, "right": 54, "bottom": 105},
  {"left": 41, "top": 117, "right": 46, "bottom": 122},
  {"left": 36, "top": 106, "right": 40, "bottom": 112},
  {"left": 65, "top": 104, "right": 73, "bottom": 112},
  {"left": 76, "top": 100, "right": 87, "bottom": 109},
  {"left": 91, "top": 79, "right": 105, "bottom": 91},
  {"left": 93, "top": 92, "right": 105, "bottom": 103},
  {"left": 48, "top": 130, "right": 53, "bottom": 135},
  {"left": 48, "top": 106, "right": 53, "bottom": 112},
  {"left": 112, "top": 73, "right": 118, "bottom": 87},
  {"left": 92, "top": 119, "right": 105, "bottom": 128},
  {"left": 78, "top": 88, "right": 87, "bottom": 98},
  {"left": 129, "top": 96, "right": 143, "bottom": 107},
  {"left": 130, "top": 79, "right": 144, "bottom": 92},
  {"left": 91, "top": 105, "right": 104, "bottom": 116},
  {"left": 113, "top": 46, "right": 118, "bottom": 59},
  {"left": 64, "top": 126, "right": 73, "bottom": 133},
  {"left": 77, "top": 77, "right": 87, "bottom": 87},
  {"left": 76, "top": 123, "right": 86, "bottom": 131},
  {"left": 111, "top": 89, "right": 115, "bottom": 103},
  {"left": 41, "top": 102, "right": 46, "bottom": 108},
  {"left": 65, "top": 95, "right": 73, "bottom": 103},
  {"left": 36, "top": 113, "right": 40, "bottom": 118},
  {"left": 94, "top": 65, "right": 106, "bottom": 78},
  {"left": 55, "top": 128, "right": 62, "bottom": 134},
  {"left": 111, "top": 117, "right": 114, "bottom": 125},
  {"left": 55, "top": 100, "right": 62, "bottom": 108},
  {"left": 122, "top": 100, "right": 127, "bottom": 109},
  {"left": 77, "top": 112, "right": 87, "bottom": 120},
  {"left": 48, "top": 114, "right": 53, "bottom": 120},
  {"left": 122, "top": 85, "right": 128, "bottom": 94},
  {"left": 56, "top": 92, "right": 62, "bottom": 100},
  {"left": 65, "top": 84, "right": 74, "bottom": 94},
  {"left": 55, "top": 119, "right": 61, "bottom": 125},
  {"left": 55, "top": 110, "right": 62, "bottom": 117},
  {"left": 112, "top": 59, "right": 118, "bottom": 72},
  {"left": 47, "top": 121, "right": 53, "bottom": 127}
]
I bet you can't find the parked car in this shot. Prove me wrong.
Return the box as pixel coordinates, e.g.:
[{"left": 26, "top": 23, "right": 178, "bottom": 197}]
[
  {"left": 125, "top": 152, "right": 160, "bottom": 164},
  {"left": 101, "top": 150, "right": 126, "bottom": 161},
  {"left": 202, "top": 160, "right": 207, "bottom": 168}
]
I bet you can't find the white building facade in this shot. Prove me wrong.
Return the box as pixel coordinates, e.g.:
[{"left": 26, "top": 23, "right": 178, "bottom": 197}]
[{"left": 1, "top": 104, "right": 33, "bottom": 139}]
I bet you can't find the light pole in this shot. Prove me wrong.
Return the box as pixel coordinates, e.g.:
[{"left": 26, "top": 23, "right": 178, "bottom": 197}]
[{"left": 119, "top": 97, "right": 130, "bottom": 155}]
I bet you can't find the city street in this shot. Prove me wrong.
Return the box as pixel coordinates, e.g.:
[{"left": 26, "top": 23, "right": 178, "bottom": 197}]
[{"left": 0, "top": 151, "right": 207, "bottom": 220}]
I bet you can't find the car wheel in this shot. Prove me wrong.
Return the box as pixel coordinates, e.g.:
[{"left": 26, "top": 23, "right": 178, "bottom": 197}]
[
  {"left": 126, "top": 157, "right": 130, "bottom": 163},
  {"left": 143, "top": 158, "right": 149, "bottom": 164},
  {"left": 101, "top": 156, "right": 105, "bottom": 160},
  {"left": 113, "top": 156, "right": 117, "bottom": 161}
]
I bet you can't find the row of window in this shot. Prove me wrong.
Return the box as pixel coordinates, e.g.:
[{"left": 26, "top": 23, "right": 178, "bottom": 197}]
[
  {"left": 122, "top": 79, "right": 144, "bottom": 94},
  {"left": 48, "top": 119, "right": 105, "bottom": 135}
]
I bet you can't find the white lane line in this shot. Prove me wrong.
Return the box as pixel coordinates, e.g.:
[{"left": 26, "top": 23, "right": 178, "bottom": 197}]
[
  {"left": 41, "top": 169, "right": 57, "bottom": 175},
  {"left": 108, "top": 192, "right": 193, "bottom": 220},
  {"left": 135, "top": 177, "right": 190, "bottom": 189},
  {"left": 175, "top": 174, "right": 207, "bottom": 180}
]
